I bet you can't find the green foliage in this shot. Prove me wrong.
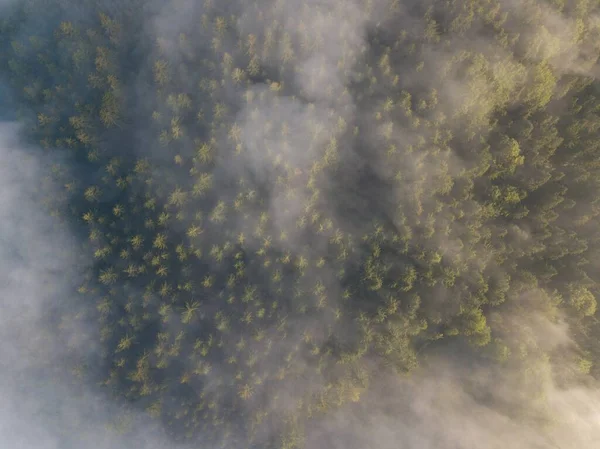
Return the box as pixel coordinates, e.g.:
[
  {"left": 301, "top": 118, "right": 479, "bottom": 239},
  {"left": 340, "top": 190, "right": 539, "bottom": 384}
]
[{"left": 568, "top": 285, "right": 597, "bottom": 316}]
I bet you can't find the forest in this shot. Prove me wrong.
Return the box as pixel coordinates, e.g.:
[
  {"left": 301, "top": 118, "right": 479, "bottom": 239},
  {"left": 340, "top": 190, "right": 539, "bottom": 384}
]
[{"left": 1, "top": 0, "right": 600, "bottom": 448}]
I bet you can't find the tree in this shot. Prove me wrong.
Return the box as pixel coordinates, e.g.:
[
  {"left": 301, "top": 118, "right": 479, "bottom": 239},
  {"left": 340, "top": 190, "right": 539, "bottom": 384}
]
[{"left": 569, "top": 285, "right": 597, "bottom": 317}]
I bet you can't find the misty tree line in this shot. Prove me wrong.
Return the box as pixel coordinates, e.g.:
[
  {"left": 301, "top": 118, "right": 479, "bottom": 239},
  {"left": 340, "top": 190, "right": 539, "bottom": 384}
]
[{"left": 2, "top": 0, "right": 600, "bottom": 447}]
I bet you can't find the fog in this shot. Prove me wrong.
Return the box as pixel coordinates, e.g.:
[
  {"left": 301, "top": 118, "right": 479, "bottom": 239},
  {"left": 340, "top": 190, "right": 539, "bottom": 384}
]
[{"left": 1, "top": 0, "right": 600, "bottom": 448}]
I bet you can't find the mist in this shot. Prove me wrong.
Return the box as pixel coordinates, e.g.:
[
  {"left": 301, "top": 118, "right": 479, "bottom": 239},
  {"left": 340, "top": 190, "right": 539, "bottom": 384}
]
[{"left": 2, "top": 0, "right": 600, "bottom": 448}]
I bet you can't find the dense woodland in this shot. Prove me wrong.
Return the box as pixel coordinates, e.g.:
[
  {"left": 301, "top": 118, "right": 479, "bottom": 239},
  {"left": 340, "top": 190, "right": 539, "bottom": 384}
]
[{"left": 2, "top": 0, "right": 600, "bottom": 447}]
